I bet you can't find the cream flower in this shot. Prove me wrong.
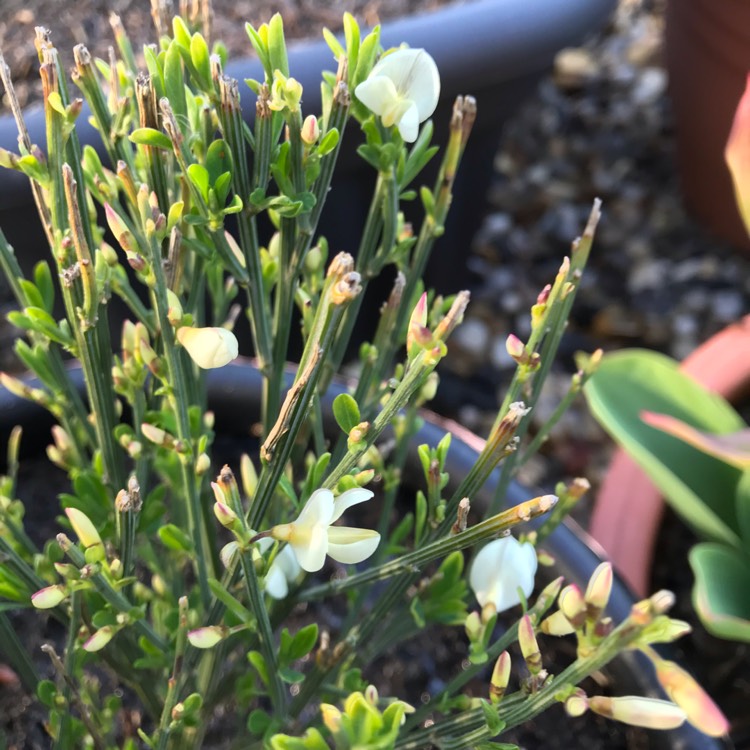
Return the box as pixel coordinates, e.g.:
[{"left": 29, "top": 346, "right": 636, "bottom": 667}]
[
  {"left": 257, "top": 538, "right": 302, "bottom": 599},
  {"left": 271, "top": 488, "right": 380, "bottom": 572},
  {"left": 176, "top": 326, "right": 239, "bottom": 369},
  {"left": 354, "top": 48, "right": 440, "bottom": 142},
  {"left": 469, "top": 536, "right": 538, "bottom": 613}
]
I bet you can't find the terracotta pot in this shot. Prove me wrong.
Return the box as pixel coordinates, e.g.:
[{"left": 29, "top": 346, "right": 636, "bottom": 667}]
[
  {"left": 591, "top": 314, "right": 750, "bottom": 596},
  {"left": 0, "top": 361, "right": 726, "bottom": 749},
  {"left": 666, "top": 0, "right": 750, "bottom": 252}
]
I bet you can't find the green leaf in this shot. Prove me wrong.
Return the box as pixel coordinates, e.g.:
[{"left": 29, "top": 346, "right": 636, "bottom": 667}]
[
  {"left": 322, "top": 28, "right": 345, "bottom": 60},
  {"left": 736, "top": 470, "right": 750, "bottom": 545},
  {"left": 247, "top": 708, "right": 272, "bottom": 735},
  {"left": 209, "top": 578, "right": 253, "bottom": 623},
  {"left": 164, "top": 42, "right": 187, "bottom": 126},
  {"left": 267, "top": 14, "right": 289, "bottom": 78},
  {"left": 690, "top": 542, "right": 750, "bottom": 642},
  {"left": 353, "top": 27, "right": 381, "bottom": 89},
  {"left": 37, "top": 679, "right": 58, "bottom": 708},
  {"left": 247, "top": 650, "right": 270, "bottom": 688},
  {"left": 157, "top": 523, "right": 193, "bottom": 552},
  {"left": 480, "top": 700, "right": 505, "bottom": 735},
  {"left": 332, "top": 393, "right": 361, "bottom": 434},
  {"left": 288, "top": 623, "right": 318, "bottom": 660},
  {"left": 172, "top": 16, "right": 192, "bottom": 50},
  {"left": 129, "top": 128, "right": 172, "bottom": 150},
  {"left": 585, "top": 349, "right": 743, "bottom": 546},
  {"left": 18, "top": 280, "right": 44, "bottom": 311},
  {"left": 343, "top": 14, "right": 360, "bottom": 78},
  {"left": 187, "top": 163, "right": 210, "bottom": 202},
  {"left": 317, "top": 128, "right": 340, "bottom": 157},
  {"left": 190, "top": 33, "right": 212, "bottom": 89},
  {"left": 33, "top": 262, "right": 55, "bottom": 313}
]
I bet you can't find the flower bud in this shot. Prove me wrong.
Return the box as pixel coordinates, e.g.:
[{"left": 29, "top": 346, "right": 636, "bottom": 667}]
[
  {"left": 558, "top": 583, "right": 587, "bottom": 629},
  {"left": 465, "top": 610, "right": 483, "bottom": 641},
  {"left": 584, "top": 562, "right": 613, "bottom": 618},
  {"left": 518, "top": 614, "right": 542, "bottom": 675},
  {"left": 31, "top": 585, "right": 67, "bottom": 609},
  {"left": 187, "top": 625, "right": 228, "bottom": 649},
  {"left": 321, "top": 704, "right": 343, "bottom": 734},
  {"left": 654, "top": 659, "right": 729, "bottom": 737},
  {"left": 407, "top": 292, "right": 431, "bottom": 357},
  {"left": 166, "top": 289, "right": 184, "bottom": 326},
  {"left": 220, "top": 541, "right": 240, "bottom": 569},
  {"left": 540, "top": 609, "right": 576, "bottom": 636},
  {"left": 176, "top": 326, "right": 239, "bottom": 369},
  {"left": 65, "top": 508, "right": 102, "bottom": 549},
  {"left": 489, "top": 651, "right": 511, "bottom": 704},
  {"left": 196, "top": 453, "right": 211, "bottom": 475},
  {"left": 301, "top": 114, "right": 320, "bottom": 145},
  {"left": 565, "top": 692, "right": 589, "bottom": 717},
  {"left": 83, "top": 626, "right": 116, "bottom": 652},
  {"left": 589, "top": 696, "right": 687, "bottom": 730},
  {"left": 213, "top": 498, "right": 238, "bottom": 529}
]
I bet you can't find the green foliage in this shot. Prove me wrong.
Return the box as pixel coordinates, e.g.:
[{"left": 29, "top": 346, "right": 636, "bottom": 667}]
[{"left": 586, "top": 348, "right": 750, "bottom": 641}]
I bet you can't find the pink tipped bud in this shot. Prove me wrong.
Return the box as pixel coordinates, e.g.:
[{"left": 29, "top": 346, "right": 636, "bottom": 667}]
[
  {"left": 407, "top": 292, "right": 431, "bottom": 357},
  {"left": 104, "top": 203, "right": 135, "bottom": 253},
  {"left": 83, "top": 626, "right": 116, "bottom": 652},
  {"left": 187, "top": 625, "right": 228, "bottom": 649},
  {"left": 585, "top": 561, "right": 613, "bottom": 616},
  {"left": 31, "top": 585, "right": 67, "bottom": 609},
  {"left": 518, "top": 614, "right": 542, "bottom": 675},
  {"left": 559, "top": 583, "right": 587, "bottom": 628},
  {"left": 537, "top": 284, "right": 551, "bottom": 306},
  {"left": 655, "top": 659, "right": 729, "bottom": 737},
  {"left": 565, "top": 691, "right": 589, "bottom": 717},
  {"left": 505, "top": 333, "right": 526, "bottom": 360},
  {"left": 589, "top": 695, "right": 687, "bottom": 730},
  {"left": 213, "top": 498, "right": 238, "bottom": 528},
  {"left": 65, "top": 508, "right": 102, "bottom": 549},
  {"left": 540, "top": 609, "right": 576, "bottom": 636},
  {"left": 301, "top": 114, "right": 320, "bottom": 145},
  {"left": 490, "top": 651, "right": 511, "bottom": 704}
]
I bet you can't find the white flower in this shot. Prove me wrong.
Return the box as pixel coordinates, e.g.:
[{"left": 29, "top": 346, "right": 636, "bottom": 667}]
[
  {"left": 271, "top": 487, "right": 380, "bottom": 572},
  {"left": 354, "top": 48, "right": 440, "bottom": 142},
  {"left": 176, "top": 326, "right": 238, "bottom": 369},
  {"left": 469, "top": 536, "right": 538, "bottom": 613},
  {"left": 257, "top": 538, "right": 302, "bottom": 599}
]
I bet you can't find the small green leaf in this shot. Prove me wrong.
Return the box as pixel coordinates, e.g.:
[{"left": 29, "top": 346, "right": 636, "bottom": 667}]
[
  {"left": 322, "top": 28, "right": 345, "bottom": 60},
  {"left": 37, "top": 679, "right": 58, "bottom": 708},
  {"left": 19, "top": 280, "right": 45, "bottom": 311},
  {"left": 480, "top": 699, "right": 505, "bottom": 735},
  {"left": 317, "top": 128, "right": 340, "bottom": 157},
  {"left": 164, "top": 42, "right": 187, "bottom": 125},
  {"left": 157, "top": 523, "right": 193, "bottom": 552},
  {"left": 172, "top": 17, "right": 192, "bottom": 49},
  {"left": 332, "top": 393, "right": 361, "bottom": 433},
  {"left": 187, "top": 163, "right": 210, "bottom": 202},
  {"left": 288, "top": 623, "right": 318, "bottom": 660},
  {"left": 129, "top": 128, "right": 172, "bottom": 150},
  {"left": 33, "top": 262, "right": 55, "bottom": 313},
  {"left": 736, "top": 471, "right": 750, "bottom": 545},
  {"left": 690, "top": 542, "right": 750, "bottom": 642},
  {"left": 343, "top": 13, "right": 360, "bottom": 77},
  {"left": 267, "top": 14, "right": 289, "bottom": 78},
  {"left": 190, "top": 33, "right": 212, "bottom": 89},
  {"left": 248, "top": 708, "right": 272, "bottom": 735},
  {"left": 248, "top": 650, "right": 270, "bottom": 687}
]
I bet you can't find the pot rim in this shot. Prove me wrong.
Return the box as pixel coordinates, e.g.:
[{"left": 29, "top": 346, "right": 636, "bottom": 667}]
[{"left": 0, "top": 0, "right": 616, "bottom": 209}]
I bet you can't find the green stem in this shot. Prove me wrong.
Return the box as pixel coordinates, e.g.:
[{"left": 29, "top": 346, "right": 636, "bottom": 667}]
[{"left": 239, "top": 550, "right": 286, "bottom": 713}]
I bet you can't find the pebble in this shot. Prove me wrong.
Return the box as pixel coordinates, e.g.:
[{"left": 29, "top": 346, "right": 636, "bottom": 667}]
[
  {"left": 451, "top": 318, "right": 490, "bottom": 358},
  {"left": 553, "top": 47, "right": 600, "bottom": 90}
]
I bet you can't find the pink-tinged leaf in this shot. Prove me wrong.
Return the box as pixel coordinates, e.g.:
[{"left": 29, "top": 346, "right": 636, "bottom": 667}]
[
  {"left": 726, "top": 72, "right": 750, "bottom": 238},
  {"left": 641, "top": 411, "right": 750, "bottom": 469}
]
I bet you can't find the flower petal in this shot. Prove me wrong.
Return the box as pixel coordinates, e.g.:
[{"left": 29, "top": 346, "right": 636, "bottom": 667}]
[
  {"left": 176, "top": 326, "right": 239, "bottom": 369},
  {"left": 726, "top": 72, "right": 750, "bottom": 237},
  {"left": 290, "top": 523, "right": 328, "bottom": 572},
  {"left": 264, "top": 562, "right": 289, "bottom": 599},
  {"left": 369, "top": 48, "right": 440, "bottom": 121},
  {"left": 327, "top": 527, "right": 380, "bottom": 564},
  {"left": 354, "top": 75, "right": 399, "bottom": 117},
  {"left": 469, "top": 536, "right": 538, "bottom": 612},
  {"left": 331, "top": 487, "right": 374, "bottom": 523},
  {"left": 296, "top": 488, "right": 335, "bottom": 528},
  {"left": 396, "top": 101, "right": 420, "bottom": 143}
]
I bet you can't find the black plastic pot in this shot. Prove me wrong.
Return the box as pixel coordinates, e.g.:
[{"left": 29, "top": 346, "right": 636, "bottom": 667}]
[
  {"left": 0, "top": 360, "right": 725, "bottom": 749},
  {"left": 0, "top": 0, "right": 615, "bottom": 302}
]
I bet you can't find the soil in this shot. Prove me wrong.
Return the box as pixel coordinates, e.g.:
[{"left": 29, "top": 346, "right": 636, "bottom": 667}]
[{"left": 0, "top": 0, "right": 451, "bottom": 108}]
